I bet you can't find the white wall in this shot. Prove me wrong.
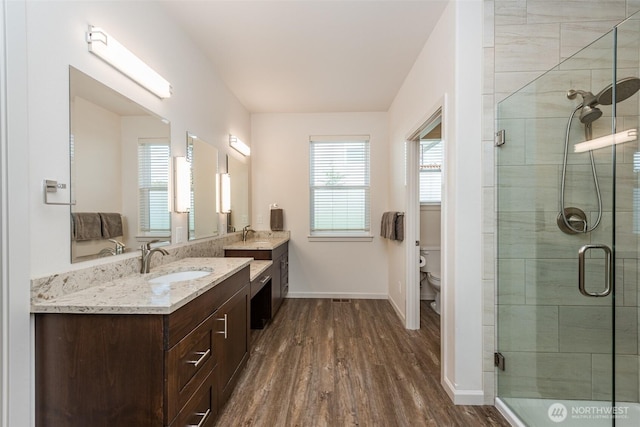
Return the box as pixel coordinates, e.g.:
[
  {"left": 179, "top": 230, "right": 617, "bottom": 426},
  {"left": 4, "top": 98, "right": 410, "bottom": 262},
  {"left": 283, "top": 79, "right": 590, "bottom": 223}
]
[
  {"left": 251, "top": 113, "right": 389, "bottom": 298},
  {"left": 387, "top": 0, "right": 484, "bottom": 404},
  {"left": 5, "top": 1, "right": 252, "bottom": 425},
  {"left": 420, "top": 206, "right": 441, "bottom": 248},
  {"left": 26, "top": 0, "right": 251, "bottom": 277},
  {"left": 4, "top": 1, "right": 32, "bottom": 426},
  {"left": 387, "top": 4, "right": 455, "bottom": 315}
]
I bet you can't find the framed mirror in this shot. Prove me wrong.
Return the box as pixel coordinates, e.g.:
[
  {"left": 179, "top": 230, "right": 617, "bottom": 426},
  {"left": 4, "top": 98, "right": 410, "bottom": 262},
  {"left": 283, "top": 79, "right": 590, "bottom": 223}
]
[
  {"left": 187, "top": 132, "right": 219, "bottom": 240},
  {"left": 69, "top": 66, "right": 171, "bottom": 263},
  {"left": 227, "top": 154, "right": 250, "bottom": 231}
]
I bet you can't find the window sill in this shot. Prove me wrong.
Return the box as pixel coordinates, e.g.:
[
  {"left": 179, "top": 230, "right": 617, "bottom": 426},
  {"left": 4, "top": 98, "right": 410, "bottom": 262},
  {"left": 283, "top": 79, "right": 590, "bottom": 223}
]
[{"left": 307, "top": 234, "right": 374, "bottom": 242}]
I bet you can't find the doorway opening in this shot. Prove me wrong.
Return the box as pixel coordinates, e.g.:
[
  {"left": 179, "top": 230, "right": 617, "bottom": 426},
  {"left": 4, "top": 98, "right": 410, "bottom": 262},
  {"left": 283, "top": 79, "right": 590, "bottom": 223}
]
[{"left": 405, "top": 107, "right": 444, "bottom": 331}]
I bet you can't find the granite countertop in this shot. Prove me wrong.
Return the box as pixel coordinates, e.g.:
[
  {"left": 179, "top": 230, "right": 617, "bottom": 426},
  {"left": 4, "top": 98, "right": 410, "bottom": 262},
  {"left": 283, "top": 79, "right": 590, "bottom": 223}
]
[
  {"left": 249, "top": 260, "right": 273, "bottom": 281},
  {"left": 224, "top": 236, "right": 289, "bottom": 251},
  {"left": 31, "top": 257, "right": 252, "bottom": 315}
]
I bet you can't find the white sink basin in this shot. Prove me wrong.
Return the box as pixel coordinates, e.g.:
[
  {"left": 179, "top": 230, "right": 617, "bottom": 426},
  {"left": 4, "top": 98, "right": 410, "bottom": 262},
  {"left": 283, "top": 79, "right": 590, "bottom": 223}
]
[{"left": 148, "top": 270, "right": 211, "bottom": 285}]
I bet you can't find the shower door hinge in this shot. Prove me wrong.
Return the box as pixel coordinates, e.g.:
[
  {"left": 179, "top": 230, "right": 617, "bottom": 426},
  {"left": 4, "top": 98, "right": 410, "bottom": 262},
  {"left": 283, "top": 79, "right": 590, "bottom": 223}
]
[
  {"left": 495, "top": 129, "right": 506, "bottom": 147},
  {"left": 494, "top": 352, "right": 505, "bottom": 371}
]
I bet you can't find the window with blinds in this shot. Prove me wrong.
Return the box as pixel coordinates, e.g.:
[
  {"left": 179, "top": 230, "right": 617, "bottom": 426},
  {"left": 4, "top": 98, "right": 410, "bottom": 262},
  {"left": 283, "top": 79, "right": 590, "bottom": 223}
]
[
  {"left": 138, "top": 139, "right": 171, "bottom": 235},
  {"left": 309, "top": 137, "right": 370, "bottom": 235},
  {"left": 420, "top": 139, "right": 443, "bottom": 204}
]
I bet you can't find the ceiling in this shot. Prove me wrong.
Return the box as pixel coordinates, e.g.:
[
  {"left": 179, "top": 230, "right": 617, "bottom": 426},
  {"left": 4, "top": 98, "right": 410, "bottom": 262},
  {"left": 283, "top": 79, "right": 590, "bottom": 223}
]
[{"left": 163, "top": 0, "right": 449, "bottom": 114}]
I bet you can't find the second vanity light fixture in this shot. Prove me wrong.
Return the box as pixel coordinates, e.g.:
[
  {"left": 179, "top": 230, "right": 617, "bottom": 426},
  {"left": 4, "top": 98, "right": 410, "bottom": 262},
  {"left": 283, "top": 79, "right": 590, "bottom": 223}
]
[
  {"left": 86, "top": 25, "right": 172, "bottom": 99},
  {"left": 217, "top": 173, "right": 231, "bottom": 214},
  {"left": 229, "top": 135, "right": 251, "bottom": 156},
  {"left": 174, "top": 157, "right": 191, "bottom": 213}
]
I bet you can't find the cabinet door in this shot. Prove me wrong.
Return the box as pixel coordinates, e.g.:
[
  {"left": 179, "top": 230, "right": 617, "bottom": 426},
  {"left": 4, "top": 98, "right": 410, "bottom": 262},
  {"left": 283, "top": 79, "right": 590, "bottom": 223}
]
[
  {"left": 215, "top": 284, "right": 250, "bottom": 407},
  {"left": 280, "top": 250, "right": 289, "bottom": 297},
  {"left": 271, "top": 256, "right": 282, "bottom": 313}
]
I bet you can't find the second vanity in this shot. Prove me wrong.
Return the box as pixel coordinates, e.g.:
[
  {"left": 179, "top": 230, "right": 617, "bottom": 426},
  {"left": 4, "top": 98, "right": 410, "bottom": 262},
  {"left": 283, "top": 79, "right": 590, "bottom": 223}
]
[
  {"left": 32, "top": 257, "right": 254, "bottom": 427},
  {"left": 224, "top": 236, "right": 289, "bottom": 315}
]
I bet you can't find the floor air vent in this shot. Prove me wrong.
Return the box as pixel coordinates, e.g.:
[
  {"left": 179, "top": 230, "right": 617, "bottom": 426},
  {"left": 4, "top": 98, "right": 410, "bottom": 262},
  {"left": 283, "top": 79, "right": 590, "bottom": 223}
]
[{"left": 332, "top": 298, "right": 351, "bottom": 303}]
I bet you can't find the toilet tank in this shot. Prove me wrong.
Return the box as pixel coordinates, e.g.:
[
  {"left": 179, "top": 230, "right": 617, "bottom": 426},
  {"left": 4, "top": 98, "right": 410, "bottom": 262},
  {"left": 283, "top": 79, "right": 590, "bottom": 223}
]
[{"left": 420, "top": 246, "right": 441, "bottom": 275}]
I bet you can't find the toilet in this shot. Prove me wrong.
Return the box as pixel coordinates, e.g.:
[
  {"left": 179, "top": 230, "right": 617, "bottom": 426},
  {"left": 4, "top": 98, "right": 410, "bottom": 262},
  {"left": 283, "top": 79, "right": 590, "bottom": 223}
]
[{"left": 420, "top": 247, "right": 441, "bottom": 315}]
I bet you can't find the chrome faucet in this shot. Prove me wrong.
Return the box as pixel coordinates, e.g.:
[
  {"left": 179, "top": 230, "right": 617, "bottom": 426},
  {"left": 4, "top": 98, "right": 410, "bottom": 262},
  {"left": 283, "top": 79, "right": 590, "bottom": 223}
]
[
  {"left": 108, "top": 239, "right": 126, "bottom": 255},
  {"left": 140, "top": 240, "right": 169, "bottom": 274},
  {"left": 242, "top": 225, "right": 255, "bottom": 242}
]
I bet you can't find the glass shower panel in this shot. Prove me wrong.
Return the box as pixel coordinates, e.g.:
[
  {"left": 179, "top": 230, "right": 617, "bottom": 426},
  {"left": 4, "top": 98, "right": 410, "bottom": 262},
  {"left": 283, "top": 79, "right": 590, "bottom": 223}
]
[
  {"left": 612, "top": 14, "right": 640, "bottom": 421},
  {"left": 497, "top": 27, "right": 617, "bottom": 425}
]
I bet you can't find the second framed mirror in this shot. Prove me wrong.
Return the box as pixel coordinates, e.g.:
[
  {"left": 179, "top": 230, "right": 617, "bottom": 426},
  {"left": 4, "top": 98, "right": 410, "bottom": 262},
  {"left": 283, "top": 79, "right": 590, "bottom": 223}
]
[{"left": 187, "top": 132, "right": 219, "bottom": 240}]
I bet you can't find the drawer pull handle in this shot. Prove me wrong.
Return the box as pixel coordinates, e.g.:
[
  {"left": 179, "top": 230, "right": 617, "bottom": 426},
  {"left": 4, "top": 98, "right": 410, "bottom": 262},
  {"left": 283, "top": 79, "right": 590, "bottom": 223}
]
[
  {"left": 188, "top": 408, "right": 211, "bottom": 427},
  {"left": 260, "top": 275, "right": 271, "bottom": 284},
  {"left": 216, "top": 314, "right": 228, "bottom": 339},
  {"left": 186, "top": 349, "right": 210, "bottom": 367}
]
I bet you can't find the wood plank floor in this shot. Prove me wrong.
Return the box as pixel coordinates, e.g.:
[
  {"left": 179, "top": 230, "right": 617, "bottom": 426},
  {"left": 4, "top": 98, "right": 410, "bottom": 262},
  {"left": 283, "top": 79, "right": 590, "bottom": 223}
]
[{"left": 215, "top": 299, "right": 509, "bottom": 427}]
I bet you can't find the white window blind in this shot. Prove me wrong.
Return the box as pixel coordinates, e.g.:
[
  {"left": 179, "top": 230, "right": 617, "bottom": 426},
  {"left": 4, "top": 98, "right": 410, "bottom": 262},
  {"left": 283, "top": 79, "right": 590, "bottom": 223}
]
[
  {"left": 310, "top": 137, "right": 370, "bottom": 234},
  {"left": 138, "top": 140, "right": 170, "bottom": 234},
  {"left": 420, "top": 139, "right": 443, "bottom": 204}
]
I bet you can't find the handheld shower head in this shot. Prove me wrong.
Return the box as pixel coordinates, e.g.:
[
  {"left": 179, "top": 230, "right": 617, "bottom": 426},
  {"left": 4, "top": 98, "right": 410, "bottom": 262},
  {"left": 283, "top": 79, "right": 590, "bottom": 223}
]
[
  {"left": 566, "top": 89, "right": 601, "bottom": 124},
  {"left": 579, "top": 104, "right": 603, "bottom": 124}
]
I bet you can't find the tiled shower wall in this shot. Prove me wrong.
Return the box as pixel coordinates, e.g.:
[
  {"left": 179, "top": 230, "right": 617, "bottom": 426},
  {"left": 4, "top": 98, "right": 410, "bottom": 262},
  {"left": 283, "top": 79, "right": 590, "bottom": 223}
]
[{"left": 482, "top": 0, "right": 640, "bottom": 403}]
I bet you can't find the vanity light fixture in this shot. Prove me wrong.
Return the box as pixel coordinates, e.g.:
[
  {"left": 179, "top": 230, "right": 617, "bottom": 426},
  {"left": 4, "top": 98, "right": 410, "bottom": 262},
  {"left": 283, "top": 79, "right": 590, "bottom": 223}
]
[
  {"left": 86, "top": 25, "right": 172, "bottom": 99},
  {"left": 574, "top": 129, "right": 638, "bottom": 153},
  {"left": 174, "top": 157, "right": 191, "bottom": 213},
  {"left": 229, "top": 135, "right": 251, "bottom": 156},
  {"left": 219, "top": 173, "right": 231, "bottom": 214}
]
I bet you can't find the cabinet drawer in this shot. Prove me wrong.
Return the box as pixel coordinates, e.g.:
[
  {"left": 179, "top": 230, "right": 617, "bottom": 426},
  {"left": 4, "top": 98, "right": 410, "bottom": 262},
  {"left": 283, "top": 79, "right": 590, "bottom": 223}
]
[
  {"left": 169, "top": 367, "right": 217, "bottom": 427},
  {"left": 166, "top": 314, "right": 216, "bottom": 423},
  {"left": 165, "top": 266, "right": 250, "bottom": 348}
]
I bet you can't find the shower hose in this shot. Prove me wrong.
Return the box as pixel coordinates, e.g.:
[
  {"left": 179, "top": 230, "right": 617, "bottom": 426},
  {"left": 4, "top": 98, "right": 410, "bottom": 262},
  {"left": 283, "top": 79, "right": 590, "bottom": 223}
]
[{"left": 559, "top": 104, "right": 603, "bottom": 233}]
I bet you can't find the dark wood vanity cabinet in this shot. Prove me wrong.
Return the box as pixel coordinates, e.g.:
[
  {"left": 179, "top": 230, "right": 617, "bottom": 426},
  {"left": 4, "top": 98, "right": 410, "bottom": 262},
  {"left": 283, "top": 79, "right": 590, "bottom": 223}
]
[
  {"left": 35, "top": 266, "right": 250, "bottom": 427},
  {"left": 215, "top": 284, "right": 250, "bottom": 405},
  {"left": 225, "top": 242, "right": 288, "bottom": 314}
]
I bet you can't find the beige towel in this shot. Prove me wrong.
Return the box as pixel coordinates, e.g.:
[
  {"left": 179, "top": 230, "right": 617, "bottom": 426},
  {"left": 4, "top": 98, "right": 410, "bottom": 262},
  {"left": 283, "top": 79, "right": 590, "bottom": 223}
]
[
  {"left": 380, "top": 212, "right": 404, "bottom": 241},
  {"left": 71, "top": 212, "right": 102, "bottom": 241},
  {"left": 380, "top": 212, "right": 396, "bottom": 239},
  {"left": 270, "top": 208, "right": 284, "bottom": 231},
  {"left": 99, "top": 212, "right": 123, "bottom": 238},
  {"left": 394, "top": 213, "right": 404, "bottom": 242}
]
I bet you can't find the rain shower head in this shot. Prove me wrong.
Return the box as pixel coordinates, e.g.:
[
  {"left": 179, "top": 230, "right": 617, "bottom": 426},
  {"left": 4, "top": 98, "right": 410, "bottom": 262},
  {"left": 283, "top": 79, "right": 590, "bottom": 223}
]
[
  {"left": 566, "top": 77, "right": 640, "bottom": 124},
  {"left": 596, "top": 76, "right": 640, "bottom": 105}
]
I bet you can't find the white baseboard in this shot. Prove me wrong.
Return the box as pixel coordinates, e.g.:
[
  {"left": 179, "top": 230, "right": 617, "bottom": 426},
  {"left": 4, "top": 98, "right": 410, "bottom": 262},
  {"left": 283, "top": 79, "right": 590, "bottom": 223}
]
[
  {"left": 387, "top": 294, "right": 406, "bottom": 324},
  {"left": 442, "top": 376, "right": 486, "bottom": 405},
  {"left": 285, "top": 292, "right": 387, "bottom": 300},
  {"left": 495, "top": 398, "right": 525, "bottom": 426}
]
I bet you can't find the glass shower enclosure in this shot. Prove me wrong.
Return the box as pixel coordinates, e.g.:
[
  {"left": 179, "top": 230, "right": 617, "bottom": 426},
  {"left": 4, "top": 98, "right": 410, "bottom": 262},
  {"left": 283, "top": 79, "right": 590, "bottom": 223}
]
[{"left": 496, "top": 14, "right": 640, "bottom": 427}]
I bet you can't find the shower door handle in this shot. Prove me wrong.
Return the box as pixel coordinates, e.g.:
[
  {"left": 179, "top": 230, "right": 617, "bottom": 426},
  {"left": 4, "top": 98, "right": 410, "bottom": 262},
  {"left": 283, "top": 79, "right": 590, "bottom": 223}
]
[{"left": 578, "top": 244, "right": 612, "bottom": 297}]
